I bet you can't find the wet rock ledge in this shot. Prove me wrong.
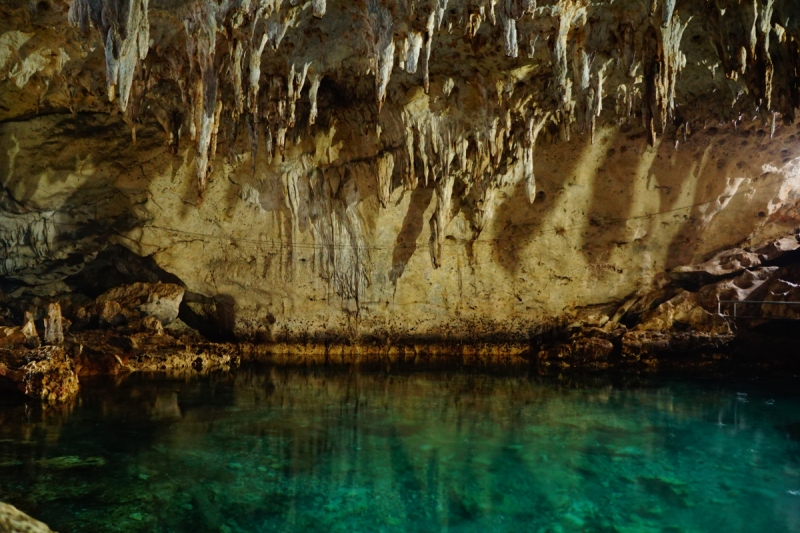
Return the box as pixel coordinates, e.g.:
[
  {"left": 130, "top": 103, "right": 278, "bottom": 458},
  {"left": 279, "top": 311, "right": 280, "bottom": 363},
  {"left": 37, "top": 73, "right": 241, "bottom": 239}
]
[{"left": 0, "top": 281, "right": 239, "bottom": 402}]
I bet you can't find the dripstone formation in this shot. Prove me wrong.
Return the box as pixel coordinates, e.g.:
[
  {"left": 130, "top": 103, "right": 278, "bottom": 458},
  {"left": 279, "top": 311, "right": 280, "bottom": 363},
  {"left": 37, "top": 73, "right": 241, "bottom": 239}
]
[{"left": 2, "top": 0, "right": 800, "bottom": 390}]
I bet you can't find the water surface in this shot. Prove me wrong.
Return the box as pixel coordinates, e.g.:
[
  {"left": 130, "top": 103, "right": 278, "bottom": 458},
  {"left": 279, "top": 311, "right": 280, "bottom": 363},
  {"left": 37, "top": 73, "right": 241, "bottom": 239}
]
[{"left": 1, "top": 367, "right": 799, "bottom": 532}]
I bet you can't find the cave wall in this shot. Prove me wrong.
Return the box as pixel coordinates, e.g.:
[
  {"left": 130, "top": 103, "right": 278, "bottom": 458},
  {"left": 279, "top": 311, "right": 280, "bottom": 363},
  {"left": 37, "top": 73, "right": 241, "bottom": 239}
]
[
  {"left": 2, "top": 0, "right": 800, "bottom": 341},
  {"left": 3, "top": 110, "right": 798, "bottom": 341}
]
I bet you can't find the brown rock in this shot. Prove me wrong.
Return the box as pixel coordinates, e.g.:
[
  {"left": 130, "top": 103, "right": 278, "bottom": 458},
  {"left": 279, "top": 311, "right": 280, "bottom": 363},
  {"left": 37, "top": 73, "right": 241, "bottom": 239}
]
[
  {"left": 620, "top": 331, "right": 672, "bottom": 361},
  {"left": 0, "top": 327, "right": 27, "bottom": 350},
  {"left": 670, "top": 249, "right": 762, "bottom": 284},
  {"left": 758, "top": 280, "right": 800, "bottom": 320},
  {"left": 22, "top": 312, "right": 40, "bottom": 348},
  {"left": 0, "top": 346, "right": 79, "bottom": 402},
  {"left": 0, "top": 312, "right": 40, "bottom": 350},
  {"left": 95, "top": 282, "right": 184, "bottom": 325},
  {"left": 138, "top": 316, "right": 165, "bottom": 335},
  {"left": 538, "top": 336, "right": 614, "bottom": 365},
  {"left": 0, "top": 502, "right": 55, "bottom": 533},
  {"left": 753, "top": 236, "right": 800, "bottom": 262},
  {"left": 636, "top": 290, "right": 732, "bottom": 335},
  {"left": 621, "top": 331, "right": 733, "bottom": 361},
  {"left": 43, "top": 303, "right": 64, "bottom": 345},
  {"left": 570, "top": 337, "right": 614, "bottom": 361},
  {"left": 97, "top": 300, "right": 124, "bottom": 327}
]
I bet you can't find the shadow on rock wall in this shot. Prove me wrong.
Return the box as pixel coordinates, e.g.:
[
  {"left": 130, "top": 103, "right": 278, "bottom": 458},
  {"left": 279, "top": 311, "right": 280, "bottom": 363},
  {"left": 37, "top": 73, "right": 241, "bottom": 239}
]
[{"left": 0, "top": 112, "right": 240, "bottom": 339}]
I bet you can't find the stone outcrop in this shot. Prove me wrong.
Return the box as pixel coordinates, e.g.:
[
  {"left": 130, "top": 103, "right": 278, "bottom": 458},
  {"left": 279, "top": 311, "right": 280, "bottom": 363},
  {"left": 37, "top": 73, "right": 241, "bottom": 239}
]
[
  {"left": 0, "top": 313, "right": 40, "bottom": 350},
  {"left": 0, "top": 346, "right": 79, "bottom": 402},
  {"left": 43, "top": 303, "right": 64, "bottom": 345},
  {"left": 0, "top": 502, "right": 55, "bottom": 533},
  {"left": 92, "top": 282, "right": 184, "bottom": 326},
  {"left": 69, "top": 329, "right": 239, "bottom": 375}
]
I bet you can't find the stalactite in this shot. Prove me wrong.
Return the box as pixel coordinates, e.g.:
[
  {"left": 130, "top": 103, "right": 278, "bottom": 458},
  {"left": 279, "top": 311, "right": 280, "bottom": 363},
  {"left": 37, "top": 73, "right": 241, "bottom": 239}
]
[
  {"left": 265, "top": 122, "right": 274, "bottom": 164},
  {"left": 430, "top": 173, "right": 455, "bottom": 269},
  {"left": 209, "top": 99, "right": 223, "bottom": 160},
  {"left": 573, "top": 47, "right": 591, "bottom": 133},
  {"left": 375, "top": 152, "right": 395, "bottom": 207},
  {"left": 524, "top": 111, "right": 551, "bottom": 203},
  {"left": 115, "top": 0, "right": 149, "bottom": 112},
  {"left": 435, "top": 0, "right": 449, "bottom": 29},
  {"left": 473, "top": 171, "right": 497, "bottom": 234},
  {"left": 185, "top": 4, "right": 218, "bottom": 199},
  {"left": 467, "top": 8, "right": 482, "bottom": 39},
  {"left": 232, "top": 39, "right": 245, "bottom": 117},
  {"left": 662, "top": 0, "right": 676, "bottom": 27},
  {"left": 277, "top": 127, "right": 287, "bottom": 159},
  {"left": 308, "top": 73, "right": 321, "bottom": 125},
  {"left": 423, "top": 12, "right": 436, "bottom": 93},
  {"left": 312, "top": 0, "right": 326, "bottom": 19},
  {"left": 68, "top": 0, "right": 150, "bottom": 112},
  {"left": 591, "top": 60, "right": 611, "bottom": 143},
  {"left": 248, "top": 27, "right": 269, "bottom": 113},
  {"left": 406, "top": 32, "right": 424, "bottom": 74},
  {"left": 403, "top": 124, "right": 418, "bottom": 190},
  {"left": 247, "top": 113, "right": 259, "bottom": 174},
  {"left": 55, "top": 0, "right": 800, "bottom": 216},
  {"left": 755, "top": 0, "right": 775, "bottom": 110},
  {"left": 501, "top": 13, "right": 518, "bottom": 58},
  {"left": 287, "top": 62, "right": 310, "bottom": 127},
  {"left": 552, "top": 0, "right": 587, "bottom": 135},
  {"left": 654, "top": 9, "right": 690, "bottom": 136},
  {"left": 365, "top": 0, "right": 394, "bottom": 111}
]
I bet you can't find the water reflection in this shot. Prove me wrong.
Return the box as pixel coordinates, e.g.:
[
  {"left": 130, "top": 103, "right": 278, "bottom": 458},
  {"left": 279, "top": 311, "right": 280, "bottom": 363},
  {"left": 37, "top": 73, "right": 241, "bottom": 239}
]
[{"left": 0, "top": 368, "right": 799, "bottom": 532}]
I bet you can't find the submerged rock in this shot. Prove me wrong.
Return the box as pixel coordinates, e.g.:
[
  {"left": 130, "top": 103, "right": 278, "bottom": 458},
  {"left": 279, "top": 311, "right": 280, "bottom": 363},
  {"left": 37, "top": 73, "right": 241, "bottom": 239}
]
[{"left": 0, "top": 502, "right": 55, "bottom": 533}]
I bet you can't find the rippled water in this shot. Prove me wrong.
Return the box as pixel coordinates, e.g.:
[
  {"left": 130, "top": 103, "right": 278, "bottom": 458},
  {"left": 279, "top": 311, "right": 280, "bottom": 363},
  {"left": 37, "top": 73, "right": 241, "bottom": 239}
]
[{"left": 1, "top": 367, "right": 800, "bottom": 532}]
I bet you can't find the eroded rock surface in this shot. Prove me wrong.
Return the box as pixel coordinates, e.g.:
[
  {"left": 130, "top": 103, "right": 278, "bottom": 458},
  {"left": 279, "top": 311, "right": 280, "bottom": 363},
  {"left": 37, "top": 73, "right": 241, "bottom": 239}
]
[
  {"left": 93, "top": 282, "right": 184, "bottom": 326},
  {"left": 0, "top": 346, "right": 79, "bottom": 402}
]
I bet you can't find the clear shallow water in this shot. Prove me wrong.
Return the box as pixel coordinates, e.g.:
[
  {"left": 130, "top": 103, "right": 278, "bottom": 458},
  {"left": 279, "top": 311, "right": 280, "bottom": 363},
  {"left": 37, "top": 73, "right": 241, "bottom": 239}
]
[{"left": 1, "top": 368, "right": 800, "bottom": 533}]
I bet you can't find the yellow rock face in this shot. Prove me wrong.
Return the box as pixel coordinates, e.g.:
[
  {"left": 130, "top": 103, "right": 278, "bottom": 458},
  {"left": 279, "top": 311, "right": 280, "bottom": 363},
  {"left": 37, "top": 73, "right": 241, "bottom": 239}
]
[{"left": 0, "top": 0, "right": 799, "bottom": 344}]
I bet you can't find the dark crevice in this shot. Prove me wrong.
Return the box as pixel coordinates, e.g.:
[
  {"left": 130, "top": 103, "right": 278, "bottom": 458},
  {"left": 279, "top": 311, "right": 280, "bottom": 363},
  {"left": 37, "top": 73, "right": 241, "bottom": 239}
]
[
  {"left": 178, "top": 293, "right": 237, "bottom": 343},
  {"left": 63, "top": 245, "right": 184, "bottom": 298}
]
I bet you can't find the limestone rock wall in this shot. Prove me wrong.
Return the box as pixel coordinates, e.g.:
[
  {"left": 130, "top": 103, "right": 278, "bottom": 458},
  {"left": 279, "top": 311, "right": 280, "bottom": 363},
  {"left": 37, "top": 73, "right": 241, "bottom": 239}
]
[{"left": 2, "top": 0, "right": 800, "bottom": 342}]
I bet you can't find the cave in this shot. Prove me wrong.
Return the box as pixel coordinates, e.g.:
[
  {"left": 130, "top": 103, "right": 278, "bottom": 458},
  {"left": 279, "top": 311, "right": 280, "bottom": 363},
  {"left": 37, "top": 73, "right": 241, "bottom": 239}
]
[{"left": 2, "top": 0, "right": 800, "bottom": 530}]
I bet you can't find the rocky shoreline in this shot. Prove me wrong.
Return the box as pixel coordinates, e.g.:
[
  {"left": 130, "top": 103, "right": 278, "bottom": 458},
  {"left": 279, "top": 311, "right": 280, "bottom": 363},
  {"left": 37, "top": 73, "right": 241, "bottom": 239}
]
[{"left": 2, "top": 233, "right": 800, "bottom": 403}]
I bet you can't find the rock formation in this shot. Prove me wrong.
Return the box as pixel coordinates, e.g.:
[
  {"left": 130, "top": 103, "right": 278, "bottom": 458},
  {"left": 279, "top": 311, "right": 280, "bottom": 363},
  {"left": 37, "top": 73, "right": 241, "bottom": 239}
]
[
  {"left": 0, "top": 502, "right": 55, "bottom": 533},
  {"left": 1, "top": 0, "right": 800, "bottom": 369},
  {"left": 0, "top": 345, "right": 79, "bottom": 401},
  {"left": 43, "top": 302, "right": 63, "bottom": 344}
]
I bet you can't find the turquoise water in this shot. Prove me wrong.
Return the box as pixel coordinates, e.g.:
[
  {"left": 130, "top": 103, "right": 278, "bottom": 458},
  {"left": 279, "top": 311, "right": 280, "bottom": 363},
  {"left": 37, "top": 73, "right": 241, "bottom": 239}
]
[{"left": 1, "top": 368, "right": 800, "bottom": 532}]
